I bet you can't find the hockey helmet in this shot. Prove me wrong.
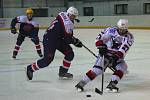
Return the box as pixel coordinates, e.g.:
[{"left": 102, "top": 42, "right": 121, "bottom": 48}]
[
  {"left": 26, "top": 8, "right": 33, "bottom": 14},
  {"left": 117, "top": 19, "right": 128, "bottom": 29},
  {"left": 117, "top": 19, "right": 129, "bottom": 35},
  {"left": 67, "top": 6, "right": 78, "bottom": 16}
]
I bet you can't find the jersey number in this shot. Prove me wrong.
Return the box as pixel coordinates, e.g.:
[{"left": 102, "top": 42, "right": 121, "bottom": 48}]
[{"left": 122, "top": 44, "right": 129, "bottom": 52}]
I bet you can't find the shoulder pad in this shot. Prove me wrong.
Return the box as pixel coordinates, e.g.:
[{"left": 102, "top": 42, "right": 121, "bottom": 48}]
[
  {"left": 104, "top": 27, "right": 116, "bottom": 34},
  {"left": 17, "top": 15, "right": 28, "bottom": 22}
]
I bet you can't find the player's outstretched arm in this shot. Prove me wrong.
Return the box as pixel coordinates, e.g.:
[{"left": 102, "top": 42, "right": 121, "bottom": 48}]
[
  {"left": 72, "top": 37, "right": 83, "bottom": 48},
  {"left": 10, "top": 17, "right": 18, "bottom": 34}
]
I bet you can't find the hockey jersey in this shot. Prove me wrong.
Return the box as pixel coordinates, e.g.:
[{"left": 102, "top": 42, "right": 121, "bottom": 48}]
[
  {"left": 46, "top": 12, "right": 74, "bottom": 44},
  {"left": 95, "top": 27, "right": 134, "bottom": 59},
  {"left": 11, "top": 15, "right": 39, "bottom": 35}
]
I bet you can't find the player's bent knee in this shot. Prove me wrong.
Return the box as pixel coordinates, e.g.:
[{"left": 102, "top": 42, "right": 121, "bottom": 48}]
[
  {"left": 31, "top": 37, "right": 39, "bottom": 44},
  {"left": 92, "top": 66, "right": 103, "bottom": 75},
  {"left": 37, "top": 56, "right": 54, "bottom": 68},
  {"left": 64, "top": 51, "right": 74, "bottom": 61},
  {"left": 16, "top": 39, "right": 24, "bottom": 45}
]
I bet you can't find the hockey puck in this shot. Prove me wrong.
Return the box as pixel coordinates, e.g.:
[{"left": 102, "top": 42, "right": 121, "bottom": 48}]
[{"left": 86, "top": 94, "right": 91, "bottom": 97}]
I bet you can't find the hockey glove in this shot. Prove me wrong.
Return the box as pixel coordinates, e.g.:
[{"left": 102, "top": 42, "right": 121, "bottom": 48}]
[
  {"left": 75, "top": 19, "right": 80, "bottom": 23},
  {"left": 11, "top": 27, "right": 17, "bottom": 34},
  {"left": 108, "top": 54, "right": 119, "bottom": 66},
  {"left": 98, "top": 44, "right": 107, "bottom": 56},
  {"left": 72, "top": 37, "right": 83, "bottom": 48}
]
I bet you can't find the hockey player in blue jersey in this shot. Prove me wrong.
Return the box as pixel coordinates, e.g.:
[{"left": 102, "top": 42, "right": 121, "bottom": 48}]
[
  {"left": 26, "top": 7, "right": 83, "bottom": 80},
  {"left": 75, "top": 19, "right": 134, "bottom": 93},
  {"left": 10, "top": 8, "right": 43, "bottom": 59}
]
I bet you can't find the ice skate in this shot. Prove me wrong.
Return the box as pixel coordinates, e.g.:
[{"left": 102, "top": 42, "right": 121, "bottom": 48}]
[
  {"left": 12, "top": 55, "right": 16, "bottom": 59},
  {"left": 12, "top": 51, "right": 17, "bottom": 59},
  {"left": 59, "top": 66, "right": 73, "bottom": 80},
  {"left": 75, "top": 80, "right": 87, "bottom": 92},
  {"left": 38, "top": 54, "right": 43, "bottom": 58},
  {"left": 106, "top": 81, "right": 119, "bottom": 93},
  {"left": 26, "top": 65, "right": 33, "bottom": 80},
  {"left": 37, "top": 50, "right": 43, "bottom": 57},
  {"left": 59, "top": 73, "right": 73, "bottom": 80}
]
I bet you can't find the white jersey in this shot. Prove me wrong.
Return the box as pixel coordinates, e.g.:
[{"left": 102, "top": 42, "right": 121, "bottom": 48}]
[
  {"left": 96, "top": 27, "right": 134, "bottom": 59},
  {"left": 81, "top": 27, "right": 134, "bottom": 85},
  {"left": 58, "top": 12, "right": 74, "bottom": 35},
  {"left": 16, "top": 15, "right": 39, "bottom": 28}
]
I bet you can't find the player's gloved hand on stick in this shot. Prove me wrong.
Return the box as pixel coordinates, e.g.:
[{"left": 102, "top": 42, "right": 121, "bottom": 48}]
[
  {"left": 72, "top": 37, "right": 83, "bottom": 48},
  {"left": 98, "top": 44, "right": 107, "bottom": 56},
  {"left": 11, "top": 27, "right": 17, "bottom": 34},
  {"left": 108, "top": 54, "right": 119, "bottom": 65}
]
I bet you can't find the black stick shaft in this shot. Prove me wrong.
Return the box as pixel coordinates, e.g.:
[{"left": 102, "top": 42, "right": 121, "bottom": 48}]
[
  {"left": 101, "top": 55, "right": 104, "bottom": 94},
  {"left": 82, "top": 44, "right": 97, "bottom": 58},
  {"left": 95, "top": 55, "right": 104, "bottom": 95}
]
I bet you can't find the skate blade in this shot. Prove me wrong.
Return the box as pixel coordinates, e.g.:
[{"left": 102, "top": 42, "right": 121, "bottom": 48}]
[
  {"left": 75, "top": 86, "right": 84, "bottom": 92},
  {"left": 58, "top": 76, "right": 73, "bottom": 80},
  {"left": 76, "top": 88, "right": 84, "bottom": 92},
  {"left": 106, "top": 88, "right": 118, "bottom": 93},
  {"left": 12, "top": 57, "right": 19, "bottom": 60}
]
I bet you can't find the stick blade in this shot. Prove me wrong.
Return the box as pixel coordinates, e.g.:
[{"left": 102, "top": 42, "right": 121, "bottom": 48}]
[
  {"left": 95, "top": 88, "right": 103, "bottom": 95},
  {"left": 88, "top": 18, "right": 94, "bottom": 22}
]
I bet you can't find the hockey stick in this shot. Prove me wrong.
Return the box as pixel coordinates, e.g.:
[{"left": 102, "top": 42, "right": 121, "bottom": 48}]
[
  {"left": 95, "top": 56, "right": 115, "bottom": 95},
  {"left": 82, "top": 44, "right": 98, "bottom": 58},
  {"left": 75, "top": 18, "right": 94, "bottom": 23},
  {"left": 88, "top": 18, "right": 94, "bottom": 22},
  {"left": 81, "top": 43, "right": 116, "bottom": 72},
  {"left": 16, "top": 32, "right": 43, "bottom": 43},
  {"left": 95, "top": 55, "right": 104, "bottom": 95}
]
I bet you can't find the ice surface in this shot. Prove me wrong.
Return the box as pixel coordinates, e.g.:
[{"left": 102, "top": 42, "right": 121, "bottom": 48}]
[{"left": 0, "top": 29, "right": 150, "bottom": 100}]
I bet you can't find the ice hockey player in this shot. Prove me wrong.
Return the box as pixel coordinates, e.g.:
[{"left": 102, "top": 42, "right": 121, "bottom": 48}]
[
  {"left": 75, "top": 19, "right": 134, "bottom": 93},
  {"left": 10, "top": 8, "right": 43, "bottom": 59},
  {"left": 26, "top": 7, "right": 83, "bottom": 80}
]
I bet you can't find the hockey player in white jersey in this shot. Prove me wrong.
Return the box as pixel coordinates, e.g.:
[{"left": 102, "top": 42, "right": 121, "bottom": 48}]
[{"left": 75, "top": 19, "right": 134, "bottom": 92}]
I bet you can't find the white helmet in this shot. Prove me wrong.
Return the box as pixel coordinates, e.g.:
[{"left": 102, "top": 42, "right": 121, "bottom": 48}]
[
  {"left": 117, "top": 19, "right": 128, "bottom": 29},
  {"left": 67, "top": 6, "right": 78, "bottom": 16}
]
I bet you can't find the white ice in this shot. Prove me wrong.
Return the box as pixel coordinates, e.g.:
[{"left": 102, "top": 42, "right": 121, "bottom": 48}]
[{"left": 0, "top": 29, "right": 150, "bottom": 100}]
